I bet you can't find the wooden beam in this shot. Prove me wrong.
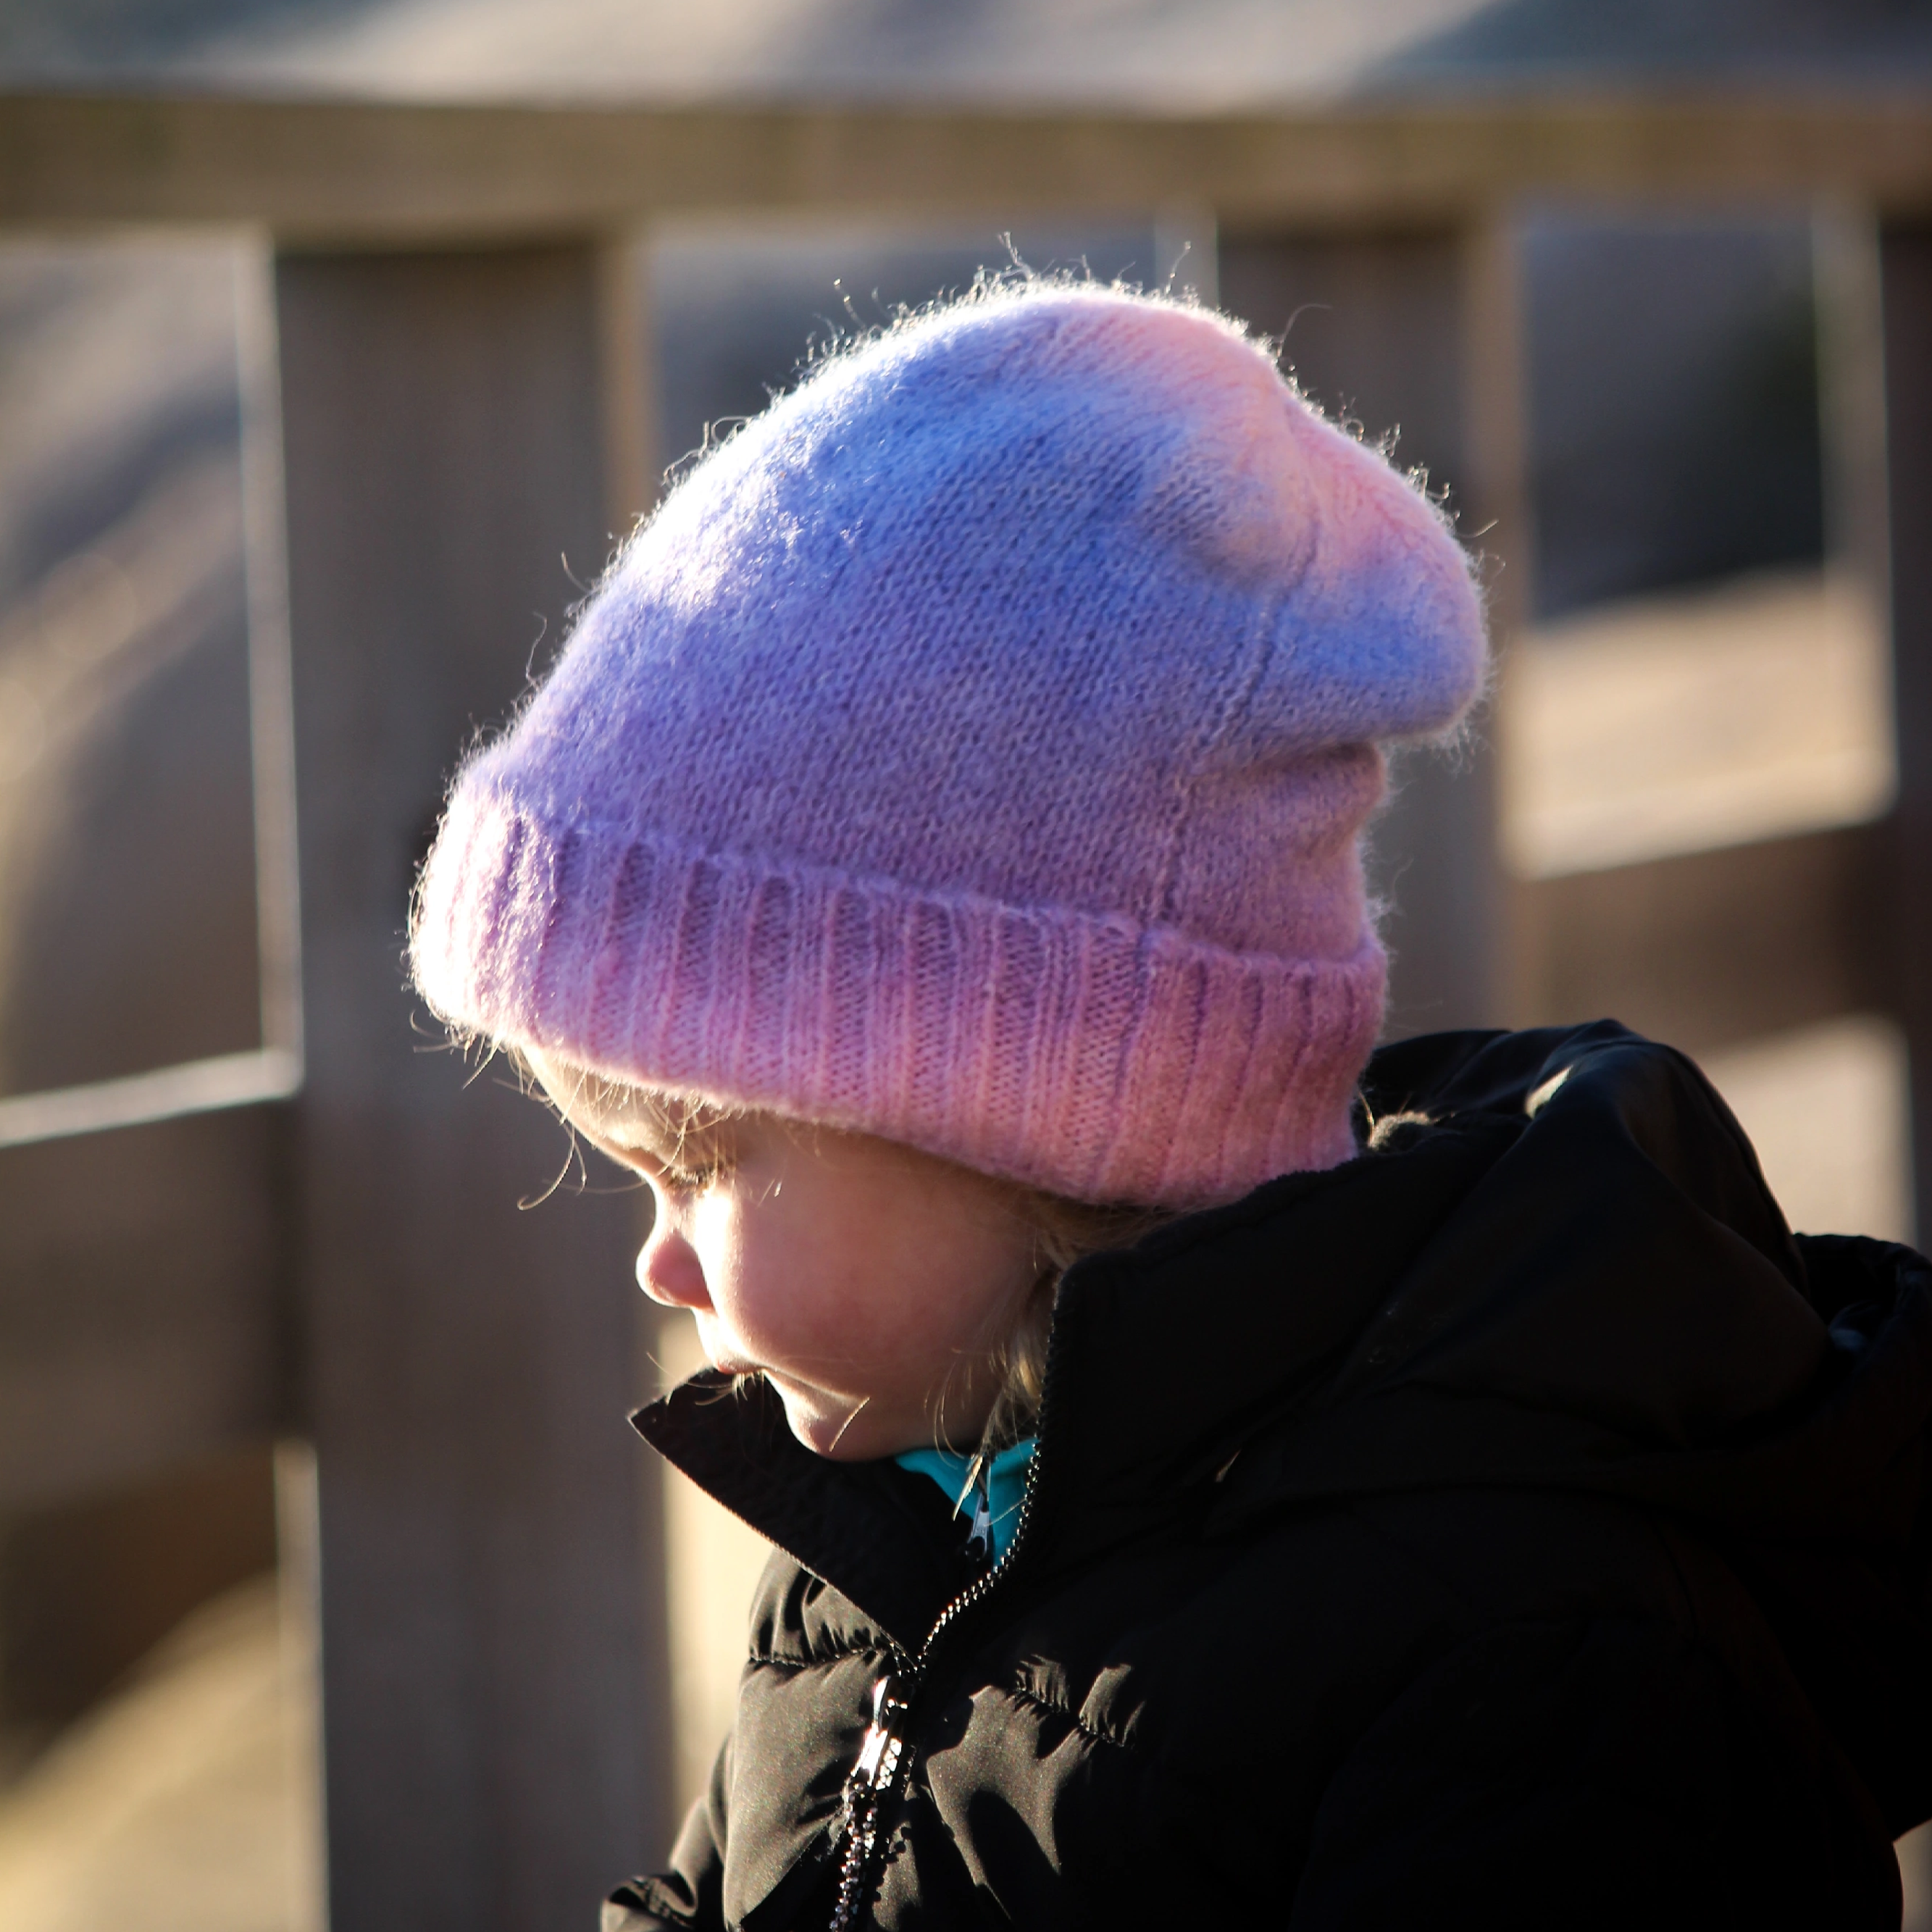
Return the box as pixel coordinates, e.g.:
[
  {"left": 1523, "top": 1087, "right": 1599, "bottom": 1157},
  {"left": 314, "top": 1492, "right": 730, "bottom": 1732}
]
[
  {"left": 1882, "top": 225, "right": 1932, "bottom": 1236},
  {"left": 1516, "top": 820, "right": 1895, "bottom": 1058},
  {"left": 0, "top": 1103, "right": 288, "bottom": 1513},
  {"left": 1219, "top": 225, "right": 1509, "bottom": 1032},
  {"left": 2, "top": 91, "right": 1932, "bottom": 245},
  {"left": 275, "top": 244, "right": 672, "bottom": 1926}
]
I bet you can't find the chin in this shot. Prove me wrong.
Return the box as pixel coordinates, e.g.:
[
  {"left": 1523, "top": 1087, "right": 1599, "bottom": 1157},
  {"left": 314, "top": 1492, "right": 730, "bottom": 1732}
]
[{"left": 779, "top": 1388, "right": 890, "bottom": 1463}]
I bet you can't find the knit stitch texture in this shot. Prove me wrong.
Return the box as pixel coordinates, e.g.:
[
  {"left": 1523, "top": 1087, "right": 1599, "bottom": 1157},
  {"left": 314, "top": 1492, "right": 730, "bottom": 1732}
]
[{"left": 411, "top": 282, "right": 1486, "bottom": 1205}]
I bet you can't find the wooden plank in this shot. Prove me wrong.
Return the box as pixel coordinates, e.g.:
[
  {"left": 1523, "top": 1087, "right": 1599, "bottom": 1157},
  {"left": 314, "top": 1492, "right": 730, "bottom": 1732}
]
[
  {"left": 1458, "top": 213, "right": 1537, "bottom": 1032},
  {"left": 1219, "top": 226, "right": 1507, "bottom": 1032},
  {"left": 0, "top": 1103, "right": 288, "bottom": 1512},
  {"left": 1516, "top": 820, "right": 1895, "bottom": 1058},
  {"left": 1882, "top": 225, "right": 1932, "bottom": 1235},
  {"left": 275, "top": 243, "right": 672, "bottom": 1931},
  {"left": 3, "top": 91, "right": 1932, "bottom": 244}
]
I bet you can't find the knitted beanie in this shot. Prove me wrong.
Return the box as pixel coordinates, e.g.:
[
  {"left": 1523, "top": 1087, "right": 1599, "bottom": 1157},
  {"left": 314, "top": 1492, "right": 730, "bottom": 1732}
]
[{"left": 411, "top": 283, "right": 1484, "bottom": 1207}]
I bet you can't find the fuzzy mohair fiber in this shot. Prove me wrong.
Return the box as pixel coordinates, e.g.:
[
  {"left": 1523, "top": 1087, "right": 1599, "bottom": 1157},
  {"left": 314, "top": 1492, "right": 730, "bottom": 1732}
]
[{"left": 411, "top": 281, "right": 1486, "bottom": 1206}]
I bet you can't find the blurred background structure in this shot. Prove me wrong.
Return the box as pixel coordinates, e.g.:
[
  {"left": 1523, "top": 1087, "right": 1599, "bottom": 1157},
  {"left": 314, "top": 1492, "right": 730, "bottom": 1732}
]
[{"left": 1, "top": 2, "right": 1931, "bottom": 1927}]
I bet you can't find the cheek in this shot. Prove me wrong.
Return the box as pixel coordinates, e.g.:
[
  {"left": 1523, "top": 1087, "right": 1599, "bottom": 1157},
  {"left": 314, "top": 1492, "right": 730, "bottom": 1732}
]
[
  {"left": 916, "top": 1237, "right": 1035, "bottom": 1358},
  {"left": 680, "top": 1146, "right": 1040, "bottom": 1405},
  {"left": 687, "top": 1191, "right": 733, "bottom": 1268},
  {"left": 820, "top": 1194, "right": 1035, "bottom": 1382},
  {"left": 703, "top": 1193, "right": 955, "bottom": 1392},
  {"left": 693, "top": 1192, "right": 855, "bottom": 1360},
  {"left": 684, "top": 1195, "right": 758, "bottom": 1331}
]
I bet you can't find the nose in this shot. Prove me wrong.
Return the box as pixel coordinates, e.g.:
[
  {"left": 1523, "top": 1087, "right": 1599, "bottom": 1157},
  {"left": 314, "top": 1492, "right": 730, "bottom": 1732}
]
[{"left": 637, "top": 1223, "right": 711, "bottom": 1309}]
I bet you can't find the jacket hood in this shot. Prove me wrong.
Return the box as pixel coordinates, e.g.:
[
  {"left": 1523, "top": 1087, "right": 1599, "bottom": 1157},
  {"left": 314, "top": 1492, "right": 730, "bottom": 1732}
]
[{"left": 636, "top": 1021, "right": 1932, "bottom": 1828}]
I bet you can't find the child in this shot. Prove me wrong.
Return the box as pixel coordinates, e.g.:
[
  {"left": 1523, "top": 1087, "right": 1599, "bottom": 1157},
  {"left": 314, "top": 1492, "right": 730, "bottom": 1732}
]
[{"left": 411, "top": 283, "right": 1932, "bottom": 1928}]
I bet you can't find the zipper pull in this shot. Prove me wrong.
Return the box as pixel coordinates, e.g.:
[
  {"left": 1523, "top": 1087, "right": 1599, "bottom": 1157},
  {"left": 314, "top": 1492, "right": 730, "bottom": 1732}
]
[
  {"left": 831, "top": 1675, "right": 912, "bottom": 1930},
  {"left": 852, "top": 1672, "right": 909, "bottom": 1789},
  {"left": 965, "top": 1481, "right": 993, "bottom": 1563}
]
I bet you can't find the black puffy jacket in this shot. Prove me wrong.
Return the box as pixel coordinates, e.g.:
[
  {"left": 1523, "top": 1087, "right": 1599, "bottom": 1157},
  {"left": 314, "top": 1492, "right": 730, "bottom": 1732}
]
[{"left": 611, "top": 1024, "right": 1932, "bottom": 1929}]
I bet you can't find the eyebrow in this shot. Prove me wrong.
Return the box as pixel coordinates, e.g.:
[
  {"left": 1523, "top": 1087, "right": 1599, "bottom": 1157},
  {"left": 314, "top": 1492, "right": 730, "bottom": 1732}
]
[
  {"left": 524, "top": 1049, "right": 748, "bottom": 1176},
  {"left": 581, "top": 1090, "right": 740, "bottom": 1177}
]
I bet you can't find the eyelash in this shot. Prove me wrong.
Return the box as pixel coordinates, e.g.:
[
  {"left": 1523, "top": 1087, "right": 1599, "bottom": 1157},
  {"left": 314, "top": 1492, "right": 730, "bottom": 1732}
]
[{"left": 659, "top": 1160, "right": 725, "bottom": 1197}]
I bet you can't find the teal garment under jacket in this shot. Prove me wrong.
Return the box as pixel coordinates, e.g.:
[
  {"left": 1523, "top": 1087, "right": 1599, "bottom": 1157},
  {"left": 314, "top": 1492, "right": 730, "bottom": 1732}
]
[{"left": 894, "top": 1437, "right": 1037, "bottom": 1563}]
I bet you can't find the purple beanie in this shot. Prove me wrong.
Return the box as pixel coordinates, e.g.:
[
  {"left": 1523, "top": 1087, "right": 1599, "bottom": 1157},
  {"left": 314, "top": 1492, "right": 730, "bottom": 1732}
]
[{"left": 411, "top": 284, "right": 1484, "bottom": 1207}]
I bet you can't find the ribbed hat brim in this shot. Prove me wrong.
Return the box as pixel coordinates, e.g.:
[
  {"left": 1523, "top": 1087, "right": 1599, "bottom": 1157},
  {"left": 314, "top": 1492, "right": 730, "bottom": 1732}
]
[{"left": 413, "top": 786, "right": 1382, "bottom": 1207}]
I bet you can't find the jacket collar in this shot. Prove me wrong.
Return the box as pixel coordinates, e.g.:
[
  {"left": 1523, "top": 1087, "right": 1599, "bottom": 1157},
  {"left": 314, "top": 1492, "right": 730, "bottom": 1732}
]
[{"left": 637, "top": 1373, "right": 966, "bottom": 1651}]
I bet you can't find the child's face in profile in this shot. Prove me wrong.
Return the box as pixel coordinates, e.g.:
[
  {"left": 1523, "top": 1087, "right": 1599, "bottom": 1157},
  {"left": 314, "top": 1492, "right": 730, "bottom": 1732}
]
[{"left": 530, "top": 1055, "right": 1040, "bottom": 1460}]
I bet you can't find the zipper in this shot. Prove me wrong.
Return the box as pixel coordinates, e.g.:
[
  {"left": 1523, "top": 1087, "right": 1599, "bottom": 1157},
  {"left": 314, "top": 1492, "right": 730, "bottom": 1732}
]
[
  {"left": 823, "top": 1327, "right": 1067, "bottom": 1930},
  {"left": 826, "top": 1673, "right": 911, "bottom": 1932}
]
